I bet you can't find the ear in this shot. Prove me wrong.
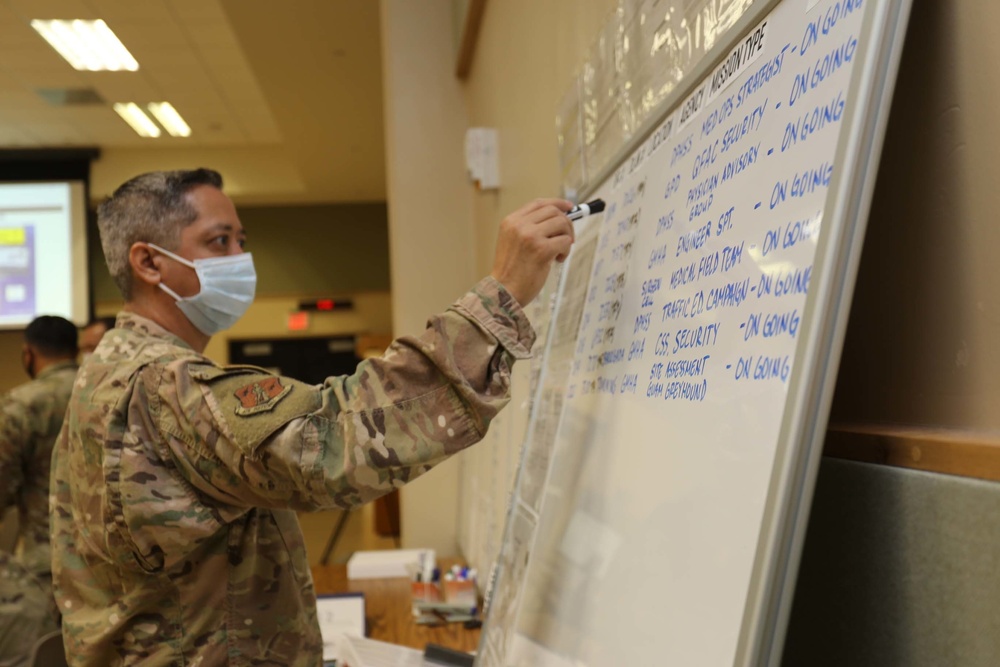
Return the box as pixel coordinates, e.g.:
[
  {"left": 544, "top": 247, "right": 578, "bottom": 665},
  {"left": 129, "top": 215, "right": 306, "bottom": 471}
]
[{"left": 129, "top": 242, "right": 162, "bottom": 288}]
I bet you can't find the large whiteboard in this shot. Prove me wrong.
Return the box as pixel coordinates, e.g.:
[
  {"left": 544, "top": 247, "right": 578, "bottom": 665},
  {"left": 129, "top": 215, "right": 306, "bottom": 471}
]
[{"left": 478, "top": 0, "right": 913, "bottom": 665}]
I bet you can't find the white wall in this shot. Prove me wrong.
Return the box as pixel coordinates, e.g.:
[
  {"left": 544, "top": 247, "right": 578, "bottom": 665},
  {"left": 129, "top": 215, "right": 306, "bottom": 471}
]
[
  {"left": 378, "top": 0, "right": 617, "bottom": 562},
  {"left": 456, "top": 0, "right": 619, "bottom": 582},
  {"left": 379, "top": 0, "right": 477, "bottom": 556}
]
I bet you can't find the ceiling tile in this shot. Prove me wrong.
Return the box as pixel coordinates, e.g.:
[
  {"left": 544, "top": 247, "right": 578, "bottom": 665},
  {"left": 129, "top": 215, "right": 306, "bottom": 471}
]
[
  {"left": 155, "top": 135, "right": 202, "bottom": 146},
  {"left": 81, "top": 71, "right": 161, "bottom": 104},
  {"left": 0, "top": 90, "right": 48, "bottom": 111},
  {"left": 10, "top": 68, "right": 87, "bottom": 91},
  {"left": 227, "top": 103, "right": 272, "bottom": 130},
  {"left": 159, "top": 91, "right": 229, "bottom": 116},
  {"left": 110, "top": 19, "right": 188, "bottom": 54},
  {"left": 22, "top": 120, "right": 88, "bottom": 144},
  {"left": 0, "top": 129, "right": 40, "bottom": 146},
  {"left": 0, "top": 6, "right": 37, "bottom": 43},
  {"left": 61, "top": 105, "right": 117, "bottom": 124},
  {"left": 0, "top": 45, "right": 75, "bottom": 71},
  {"left": 128, "top": 48, "right": 222, "bottom": 99},
  {"left": 233, "top": 111, "right": 281, "bottom": 144},
  {"left": 1, "top": 108, "right": 72, "bottom": 125},
  {"left": 137, "top": 48, "right": 201, "bottom": 71},
  {"left": 171, "top": 108, "right": 246, "bottom": 145},
  {"left": 196, "top": 46, "right": 252, "bottom": 76},
  {"left": 0, "top": 25, "right": 35, "bottom": 47},
  {"left": 214, "top": 76, "right": 266, "bottom": 106},
  {"left": 87, "top": 128, "right": 140, "bottom": 145},
  {"left": 251, "top": 126, "right": 280, "bottom": 144},
  {"left": 190, "top": 121, "right": 245, "bottom": 145},
  {"left": 185, "top": 19, "right": 240, "bottom": 51},
  {"left": 0, "top": 70, "right": 23, "bottom": 93},
  {"left": 146, "top": 68, "right": 218, "bottom": 99},
  {"left": 85, "top": 0, "right": 173, "bottom": 22},
  {"left": 77, "top": 109, "right": 148, "bottom": 144},
  {"left": 8, "top": 0, "right": 99, "bottom": 20},
  {"left": 0, "top": 0, "right": 385, "bottom": 203},
  {"left": 168, "top": 0, "right": 227, "bottom": 22}
]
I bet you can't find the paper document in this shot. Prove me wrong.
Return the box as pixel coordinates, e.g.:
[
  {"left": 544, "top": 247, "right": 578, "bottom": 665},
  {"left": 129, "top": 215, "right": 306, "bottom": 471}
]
[
  {"left": 317, "top": 592, "right": 365, "bottom": 662},
  {"left": 347, "top": 548, "right": 435, "bottom": 579}
]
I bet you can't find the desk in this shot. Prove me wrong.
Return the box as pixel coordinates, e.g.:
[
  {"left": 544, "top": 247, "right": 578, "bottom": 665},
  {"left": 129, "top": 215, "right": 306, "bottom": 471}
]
[{"left": 311, "top": 558, "right": 481, "bottom": 653}]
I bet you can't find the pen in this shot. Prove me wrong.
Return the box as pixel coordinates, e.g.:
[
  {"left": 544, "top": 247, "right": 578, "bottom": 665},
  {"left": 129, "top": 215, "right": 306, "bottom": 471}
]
[{"left": 567, "top": 198, "right": 606, "bottom": 221}]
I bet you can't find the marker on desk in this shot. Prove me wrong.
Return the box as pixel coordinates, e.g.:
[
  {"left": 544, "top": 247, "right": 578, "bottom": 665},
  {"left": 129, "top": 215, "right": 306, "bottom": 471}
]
[
  {"left": 567, "top": 198, "right": 606, "bottom": 221},
  {"left": 424, "top": 643, "right": 475, "bottom": 667}
]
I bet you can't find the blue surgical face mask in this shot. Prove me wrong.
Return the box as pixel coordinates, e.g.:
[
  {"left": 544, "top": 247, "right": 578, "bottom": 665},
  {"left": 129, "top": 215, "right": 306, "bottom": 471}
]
[{"left": 148, "top": 243, "right": 256, "bottom": 335}]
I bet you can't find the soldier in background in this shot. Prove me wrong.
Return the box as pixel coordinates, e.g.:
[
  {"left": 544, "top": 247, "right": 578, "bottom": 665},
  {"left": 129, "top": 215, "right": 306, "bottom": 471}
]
[
  {"left": 0, "top": 316, "right": 78, "bottom": 661},
  {"left": 77, "top": 316, "right": 116, "bottom": 360},
  {"left": 50, "top": 168, "right": 574, "bottom": 665}
]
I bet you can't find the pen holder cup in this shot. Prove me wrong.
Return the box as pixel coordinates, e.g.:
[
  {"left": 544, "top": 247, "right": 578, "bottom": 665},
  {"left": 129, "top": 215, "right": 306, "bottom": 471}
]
[
  {"left": 442, "top": 578, "right": 477, "bottom": 609},
  {"left": 410, "top": 580, "right": 442, "bottom": 606}
]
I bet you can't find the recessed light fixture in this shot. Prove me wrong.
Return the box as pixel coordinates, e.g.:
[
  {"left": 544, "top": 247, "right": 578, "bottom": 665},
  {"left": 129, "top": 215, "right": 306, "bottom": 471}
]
[
  {"left": 113, "top": 103, "right": 160, "bottom": 138},
  {"left": 147, "top": 102, "right": 191, "bottom": 137},
  {"left": 31, "top": 19, "right": 138, "bottom": 72}
]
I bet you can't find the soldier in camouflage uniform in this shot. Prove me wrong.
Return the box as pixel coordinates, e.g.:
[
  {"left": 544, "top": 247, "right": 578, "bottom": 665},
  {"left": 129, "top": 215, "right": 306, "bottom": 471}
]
[
  {"left": 78, "top": 316, "right": 116, "bottom": 360},
  {"left": 50, "top": 169, "right": 574, "bottom": 665},
  {"left": 0, "top": 316, "right": 79, "bottom": 660}
]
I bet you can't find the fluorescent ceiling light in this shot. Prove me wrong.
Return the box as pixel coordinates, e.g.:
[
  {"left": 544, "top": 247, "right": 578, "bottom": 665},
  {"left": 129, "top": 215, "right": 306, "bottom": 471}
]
[
  {"left": 147, "top": 102, "right": 191, "bottom": 137},
  {"left": 31, "top": 19, "right": 138, "bottom": 72},
  {"left": 113, "top": 103, "right": 160, "bottom": 138}
]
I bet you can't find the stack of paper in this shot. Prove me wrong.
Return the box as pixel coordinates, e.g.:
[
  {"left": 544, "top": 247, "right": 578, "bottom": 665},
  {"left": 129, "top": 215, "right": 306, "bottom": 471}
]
[
  {"left": 338, "top": 635, "right": 425, "bottom": 667},
  {"left": 317, "top": 592, "right": 365, "bottom": 663},
  {"left": 346, "top": 548, "right": 435, "bottom": 580}
]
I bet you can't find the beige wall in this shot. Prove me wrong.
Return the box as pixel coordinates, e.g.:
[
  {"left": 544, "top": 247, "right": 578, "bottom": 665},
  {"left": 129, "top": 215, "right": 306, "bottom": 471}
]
[
  {"left": 0, "top": 332, "right": 27, "bottom": 394},
  {"left": 830, "top": 0, "right": 1000, "bottom": 431},
  {"left": 380, "top": 0, "right": 477, "bottom": 556},
  {"left": 87, "top": 200, "right": 394, "bottom": 367},
  {"left": 464, "top": 0, "right": 618, "bottom": 276},
  {"left": 202, "top": 292, "right": 392, "bottom": 365},
  {"left": 375, "top": 0, "right": 617, "bottom": 563},
  {"left": 95, "top": 292, "right": 391, "bottom": 370},
  {"left": 90, "top": 202, "right": 391, "bottom": 304},
  {"left": 456, "top": 0, "right": 618, "bottom": 576}
]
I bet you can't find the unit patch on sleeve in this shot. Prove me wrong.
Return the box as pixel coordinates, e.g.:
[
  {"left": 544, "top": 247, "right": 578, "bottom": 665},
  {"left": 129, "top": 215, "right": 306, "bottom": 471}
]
[{"left": 234, "top": 377, "right": 292, "bottom": 416}]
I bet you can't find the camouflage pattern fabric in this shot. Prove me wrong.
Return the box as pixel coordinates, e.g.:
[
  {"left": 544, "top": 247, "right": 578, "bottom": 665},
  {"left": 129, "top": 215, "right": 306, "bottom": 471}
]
[
  {"left": 0, "top": 553, "right": 58, "bottom": 661},
  {"left": 0, "top": 360, "right": 77, "bottom": 573},
  {"left": 50, "top": 277, "right": 533, "bottom": 666},
  {"left": 0, "top": 359, "right": 76, "bottom": 661}
]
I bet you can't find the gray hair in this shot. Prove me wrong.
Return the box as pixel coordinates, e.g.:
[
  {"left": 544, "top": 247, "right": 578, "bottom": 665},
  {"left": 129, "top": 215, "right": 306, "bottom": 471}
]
[{"left": 97, "top": 168, "right": 224, "bottom": 299}]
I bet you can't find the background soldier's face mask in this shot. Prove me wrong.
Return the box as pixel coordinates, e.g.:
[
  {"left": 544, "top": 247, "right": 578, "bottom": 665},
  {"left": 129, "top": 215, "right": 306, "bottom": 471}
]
[{"left": 147, "top": 243, "right": 257, "bottom": 336}]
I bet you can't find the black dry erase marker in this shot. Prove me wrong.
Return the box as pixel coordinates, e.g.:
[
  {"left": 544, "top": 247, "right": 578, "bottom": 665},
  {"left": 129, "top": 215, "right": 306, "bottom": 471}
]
[
  {"left": 424, "top": 643, "right": 475, "bottom": 667},
  {"left": 567, "top": 198, "right": 606, "bottom": 221}
]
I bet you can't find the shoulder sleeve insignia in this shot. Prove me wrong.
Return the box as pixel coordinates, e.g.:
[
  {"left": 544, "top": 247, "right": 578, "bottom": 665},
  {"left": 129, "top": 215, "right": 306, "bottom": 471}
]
[
  {"left": 234, "top": 377, "right": 292, "bottom": 416},
  {"left": 187, "top": 362, "right": 323, "bottom": 455}
]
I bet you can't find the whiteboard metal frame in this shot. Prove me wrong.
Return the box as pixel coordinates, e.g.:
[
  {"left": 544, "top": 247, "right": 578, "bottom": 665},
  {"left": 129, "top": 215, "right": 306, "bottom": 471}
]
[
  {"left": 739, "top": 1, "right": 915, "bottom": 665},
  {"left": 568, "top": 0, "right": 916, "bottom": 664}
]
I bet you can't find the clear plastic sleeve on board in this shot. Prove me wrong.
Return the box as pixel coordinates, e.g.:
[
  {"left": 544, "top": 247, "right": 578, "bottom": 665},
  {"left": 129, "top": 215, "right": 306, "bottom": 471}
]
[
  {"left": 581, "top": 11, "right": 632, "bottom": 185},
  {"left": 622, "top": 0, "right": 756, "bottom": 134},
  {"left": 555, "top": 75, "right": 586, "bottom": 199}
]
